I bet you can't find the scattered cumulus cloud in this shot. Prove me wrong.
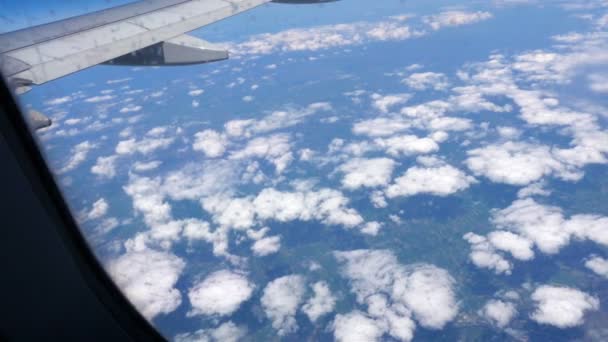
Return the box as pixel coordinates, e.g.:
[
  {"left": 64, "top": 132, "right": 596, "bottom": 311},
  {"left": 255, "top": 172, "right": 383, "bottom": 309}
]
[
  {"left": 193, "top": 129, "right": 229, "bottom": 158},
  {"left": 402, "top": 72, "right": 449, "bottom": 91},
  {"left": 371, "top": 93, "right": 411, "bottom": 113},
  {"left": 530, "top": 285, "right": 599, "bottom": 328},
  {"left": 480, "top": 299, "right": 517, "bottom": 328},
  {"left": 251, "top": 235, "right": 281, "bottom": 256},
  {"left": 334, "top": 249, "right": 458, "bottom": 341},
  {"left": 261, "top": 275, "right": 306, "bottom": 336},
  {"left": 386, "top": 163, "right": 474, "bottom": 198},
  {"left": 107, "top": 248, "right": 185, "bottom": 320},
  {"left": 59, "top": 141, "right": 96, "bottom": 174},
  {"left": 302, "top": 281, "right": 336, "bottom": 322},
  {"left": 83, "top": 198, "right": 108, "bottom": 221},
  {"left": 338, "top": 157, "right": 396, "bottom": 190},
  {"left": 187, "top": 270, "right": 254, "bottom": 316},
  {"left": 91, "top": 155, "right": 118, "bottom": 178}
]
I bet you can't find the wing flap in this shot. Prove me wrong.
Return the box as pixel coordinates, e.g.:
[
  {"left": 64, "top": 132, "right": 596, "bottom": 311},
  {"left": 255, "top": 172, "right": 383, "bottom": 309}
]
[{"left": 2, "top": 0, "right": 270, "bottom": 85}]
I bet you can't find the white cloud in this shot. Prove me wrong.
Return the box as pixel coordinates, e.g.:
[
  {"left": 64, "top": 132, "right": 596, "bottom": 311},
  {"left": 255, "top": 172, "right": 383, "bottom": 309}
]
[
  {"left": 230, "top": 17, "right": 421, "bottom": 57},
  {"left": 334, "top": 249, "right": 458, "bottom": 341},
  {"left": 107, "top": 248, "right": 185, "bottom": 320},
  {"left": 119, "top": 104, "right": 142, "bottom": 113},
  {"left": 466, "top": 141, "right": 580, "bottom": 186},
  {"left": 361, "top": 221, "right": 382, "bottom": 236},
  {"left": 193, "top": 130, "right": 228, "bottom": 158},
  {"left": 371, "top": 93, "right": 411, "bottom": 113},
  {"left": 487, "top": 231, "right": 535, "bottom": 261},
  {"left": 45, "top": 96, "right": 72, "bottom": 106},
  {"left": 230, "top": 134, "right": 293, "bottom": 174},
  {"left": 332, "top": 311, "right": 385, "bottom": 342},
  {"left": 175, "top": 322, "right": 246, "bottom": 342},
  {"left": 530, "top": 285, "right": 599, "bottom": 328},
  {"left": 252, "top": 235, "right": 281, "bottom": 256},
  {"left": 585, "top": 255, "right": 608, "bottom": 278},
  {"left": 225, "top": 102, "right": 331, "bottom": 138},
  {"left": 59, "top": 141, "right": 96, "bottom": 174},
  {"left": 386, "top": 164, "right": 474, "bottom": 198},
  {"left": 242, "top": 95, "right": 254, "bottom": 102},
  {"left": 116, "top": 136, "right": 175, "bottom": 155},
  {"left": 480, "top": 299, "right": 517, "bottom": 328},
  {"left": 84, "top": 95, "right": 115, "bottom": 103},
  {"left": 423, "top": 11, "right": 493, "bottom": 30},
  {"left": 95, "top": 217, "right": 119, "bottom": 235},
  {"left": 492, "top": 197, "right": 608, "bottom": 255},
  {"left": 188, "top": 89, "right": 204, "bottom": 96},
  {"left": 463, "top": 232, "right": 513, "bottom": 275},
  {"left": 496, "top": 126, "right": 521, "bottom": 139},
  {"left": 91, "top": 155, "right": 118, "bottom": 178},
  {"left": 338, "top": 158, "right": 396, "bottom": 190},
  {"left": 252, "top": 187, "right": 364, "bottom": 228},
  {"left": 261, "top": 275, "right": 306, "bottom": 336},
  {"left": 402, "top": 72, "right": 449, "bottom": 91},
  {"left": 302, "top": 281, "right": 336, "bottom": 322},
  {"left": 517, "top": 181, "right": 551, "bottom": 198},
  {"left": 188, "top": 270, "right": 254, "bottom": 316},
  {"left": 84, "top": 198, "right": 108, "bottom": 221},
  {"left": 370, "top": 191, "right": 388, "bottom": 208},
  {"left": 492, "top": 199, "right": 563, "bottom": 254},
  {"left": 352, "top": 117, "right": 410, "bottom": 137},
  {"left": 133, "top": 160, "right": 162, "bottom": 172},
  {"left": 588, "top": 73, "right": 608, "bottom": 93},
  {"left": 107, "top": 77, "right": 132, "bottom": 84},
  {"left": 374, "top": 135, "right": 439, "bottom": 156}
]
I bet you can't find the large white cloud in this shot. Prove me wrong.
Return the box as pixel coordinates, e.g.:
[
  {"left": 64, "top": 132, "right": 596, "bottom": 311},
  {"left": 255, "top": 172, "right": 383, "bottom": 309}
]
[
  {"left": 261, "top": 275, "right": 306, "bottom": 336},
  {"left": 530, "top": 285, "right": 599, "bottom": 328},
  {"left": 465, "top": 197, "right": 608, "bottom": 274},
  {"left": 188, "top": 270, "right": 254, "bottom": 316},
  {"left": 107, "top": 249, "right": 185, "bottom": 320},
  {"left": 302, "top": 281, "right": 336, "bottom": 322},
  {"left": 334, "top": 249, "right": 458, "bottom": 341},
  {"left": 386, "top": 164, "right": 474, "bottom": 198},
  {"left": 493, "top": 198, "right": 608, "bottom": 254},
  {"left": 338, "top": 158, "right": 396, "bottom": 190},
  {"left": 466, "top": 141, "right": 580, "bottom": 186}
]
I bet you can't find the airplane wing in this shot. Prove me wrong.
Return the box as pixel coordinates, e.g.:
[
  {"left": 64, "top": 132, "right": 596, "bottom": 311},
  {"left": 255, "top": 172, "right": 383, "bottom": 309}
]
[{"left": 0, "top": 0, "right": 274, "bottom": 89}]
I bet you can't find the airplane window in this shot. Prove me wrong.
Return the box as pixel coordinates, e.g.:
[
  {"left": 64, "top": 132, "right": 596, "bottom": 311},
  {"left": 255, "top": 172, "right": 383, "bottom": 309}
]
[{"left": 3, "top": 0, "right": 608, "bottom": 340}]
